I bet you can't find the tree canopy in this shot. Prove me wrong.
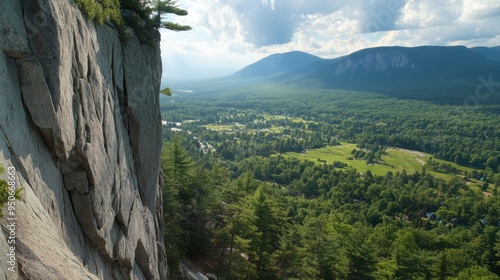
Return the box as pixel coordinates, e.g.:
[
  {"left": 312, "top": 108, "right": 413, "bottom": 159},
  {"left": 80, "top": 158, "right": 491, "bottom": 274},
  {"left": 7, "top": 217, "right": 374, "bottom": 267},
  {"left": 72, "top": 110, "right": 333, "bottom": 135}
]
[
  {"left": 159, "top": 84, "right": 500, "bottom": 278},
  {"left": 75, "top": 0, "right": 191, "bottom": 32}
]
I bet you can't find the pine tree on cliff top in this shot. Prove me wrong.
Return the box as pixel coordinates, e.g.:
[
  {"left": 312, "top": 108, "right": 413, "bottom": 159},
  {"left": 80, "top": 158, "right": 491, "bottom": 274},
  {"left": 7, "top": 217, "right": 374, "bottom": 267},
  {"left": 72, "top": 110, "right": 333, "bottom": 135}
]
[
  {"left": 75, "top": 0, "right": 191, "bottom": 31},
  {"left": 152, "top": 0, "right": 192, "bottom": 31}
]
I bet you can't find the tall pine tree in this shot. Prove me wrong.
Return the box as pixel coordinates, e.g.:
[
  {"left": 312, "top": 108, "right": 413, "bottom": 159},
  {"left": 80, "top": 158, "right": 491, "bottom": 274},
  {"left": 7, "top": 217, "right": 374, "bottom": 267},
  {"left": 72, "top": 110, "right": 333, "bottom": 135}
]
[{"left": 161, "top": 135, "right": 192, "bottom": 278}]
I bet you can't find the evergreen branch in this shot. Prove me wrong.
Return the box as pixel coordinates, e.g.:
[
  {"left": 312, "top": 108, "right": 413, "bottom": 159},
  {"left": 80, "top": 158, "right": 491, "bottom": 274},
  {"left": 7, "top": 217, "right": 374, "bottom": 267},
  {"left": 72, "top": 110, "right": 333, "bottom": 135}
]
[{"left": 161, "top": 21, "right": 192, "bottom": 31}]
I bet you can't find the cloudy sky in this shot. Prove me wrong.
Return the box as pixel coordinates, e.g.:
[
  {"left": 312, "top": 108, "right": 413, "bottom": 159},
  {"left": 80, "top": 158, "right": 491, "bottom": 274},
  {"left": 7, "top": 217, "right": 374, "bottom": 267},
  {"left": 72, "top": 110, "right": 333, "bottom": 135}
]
[{"left": 159, "top": 0, "right": 500, "bottom": 82}]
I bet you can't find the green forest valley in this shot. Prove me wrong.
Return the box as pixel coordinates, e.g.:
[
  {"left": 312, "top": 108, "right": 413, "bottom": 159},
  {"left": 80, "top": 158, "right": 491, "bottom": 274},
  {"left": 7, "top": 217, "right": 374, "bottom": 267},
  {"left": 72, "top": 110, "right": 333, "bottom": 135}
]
[{"left": 158, "top": 84, "right": 500, "bottom": 279}]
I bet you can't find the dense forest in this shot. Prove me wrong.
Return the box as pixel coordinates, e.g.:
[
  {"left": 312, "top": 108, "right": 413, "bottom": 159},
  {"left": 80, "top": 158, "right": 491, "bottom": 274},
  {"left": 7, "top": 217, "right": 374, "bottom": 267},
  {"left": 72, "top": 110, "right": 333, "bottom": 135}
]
[{"left": 160, "top": 85, "right": 500, "bottom": 279}]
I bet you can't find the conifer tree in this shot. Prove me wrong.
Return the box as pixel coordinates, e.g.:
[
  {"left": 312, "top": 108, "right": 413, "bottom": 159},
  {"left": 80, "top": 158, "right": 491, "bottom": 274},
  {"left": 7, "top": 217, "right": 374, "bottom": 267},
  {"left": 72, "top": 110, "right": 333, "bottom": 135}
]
[
  {"left": 249, "top": 186, "right": 282, "bottom": 277},
  {"left": 162, "top": 135, "right": 192, "bottom": 185},
  {"left": 214, "top": 189, "right": 257, "bottom": 279},
  {"left": 161, "top": 135, "right": 192, "bottom": 278},
  {"left": 152, "top": 0, "right": 192, "bottom": 31}
]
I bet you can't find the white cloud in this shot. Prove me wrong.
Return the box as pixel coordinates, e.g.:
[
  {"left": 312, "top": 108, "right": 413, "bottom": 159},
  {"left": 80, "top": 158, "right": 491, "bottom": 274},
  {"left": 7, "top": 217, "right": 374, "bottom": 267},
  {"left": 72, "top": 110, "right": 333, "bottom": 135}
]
[
  {"left": 160, "top": 0, "right": 500, "bottom": 80},
  {"left": 461, "top": 0, "right": 500, "bottom": 21},
  {"left": 397, "top": 0, "right": 462, "bottom": 29}
]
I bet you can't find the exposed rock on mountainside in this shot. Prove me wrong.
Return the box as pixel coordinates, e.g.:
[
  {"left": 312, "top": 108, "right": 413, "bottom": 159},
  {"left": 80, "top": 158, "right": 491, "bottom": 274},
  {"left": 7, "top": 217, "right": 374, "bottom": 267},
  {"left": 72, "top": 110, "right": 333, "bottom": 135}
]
[
  {"left": 0, "top": 0, "right": 166, "bottom": 279},
  {"left": 334, "top": 50, "right": 410, "bottom": 75}
]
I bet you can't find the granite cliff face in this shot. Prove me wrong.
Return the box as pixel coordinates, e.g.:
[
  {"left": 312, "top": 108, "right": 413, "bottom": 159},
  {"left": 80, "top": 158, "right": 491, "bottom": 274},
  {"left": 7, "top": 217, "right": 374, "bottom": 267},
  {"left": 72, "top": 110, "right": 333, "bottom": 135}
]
[
  {"left": 335, "top": 50, "right": 411, "bottom": 75},
  {"left": 0, "top": 0, "right": 167, "bottom": 279}
]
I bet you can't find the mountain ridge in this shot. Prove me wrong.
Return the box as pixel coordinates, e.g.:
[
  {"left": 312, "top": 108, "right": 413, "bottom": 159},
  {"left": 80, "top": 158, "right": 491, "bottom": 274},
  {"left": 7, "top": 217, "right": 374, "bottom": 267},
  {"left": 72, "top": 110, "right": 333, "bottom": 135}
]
[
  {"left": 230, "top": 51, "right": 323, "bottom": 80},
  {"left": 223, "top": 45, "right": 500, "bottom": 103},
  {"left": 471, "top": 46, "right": 500, "bottom": 61}
]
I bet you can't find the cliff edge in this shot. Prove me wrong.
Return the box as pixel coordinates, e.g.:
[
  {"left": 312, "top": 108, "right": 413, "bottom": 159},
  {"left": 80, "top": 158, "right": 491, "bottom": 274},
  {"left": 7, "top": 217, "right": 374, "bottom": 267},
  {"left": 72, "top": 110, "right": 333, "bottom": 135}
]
[{"left": 0, "top": 0, "right": 167, "bottom": 279}]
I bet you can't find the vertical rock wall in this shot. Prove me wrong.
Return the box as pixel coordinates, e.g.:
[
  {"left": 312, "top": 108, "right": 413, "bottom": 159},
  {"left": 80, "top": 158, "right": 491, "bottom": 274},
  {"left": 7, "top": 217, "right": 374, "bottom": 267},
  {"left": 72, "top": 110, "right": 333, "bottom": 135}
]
[{"left": 0, "top": 0, "right": 167, "bottom": 279}]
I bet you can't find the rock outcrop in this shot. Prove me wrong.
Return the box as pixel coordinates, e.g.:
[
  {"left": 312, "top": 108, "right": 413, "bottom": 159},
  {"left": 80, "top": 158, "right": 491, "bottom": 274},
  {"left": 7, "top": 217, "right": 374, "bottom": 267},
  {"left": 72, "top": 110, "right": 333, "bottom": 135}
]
[
  {"left": 335, "top": 50, "right": 410, "bottom": 75},
  {"left": 0, "top": 0, "right": 166, "bottom": 279}
]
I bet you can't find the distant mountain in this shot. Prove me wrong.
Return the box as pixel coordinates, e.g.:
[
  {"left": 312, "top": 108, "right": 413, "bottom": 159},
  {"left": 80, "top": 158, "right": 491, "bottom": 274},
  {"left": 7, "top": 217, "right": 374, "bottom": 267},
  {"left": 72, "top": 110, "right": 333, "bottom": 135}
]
[
  {"left": 471, "top": 46, "right": 500, "bottom": 61},
  {"left": 301, "top": 46, "right": 500, "bottom": 102},
  {"left": 271, "top": 57, "right": 344, "bottom": 83},
  {"left": 224, "top": 45, "right": 500, "bottom": 103},
  {"left": 230, "top": 51, "right": 322, "bottom": 80},
  {"left": 305, "top": 46, "right": 495, "bottom": 82}
]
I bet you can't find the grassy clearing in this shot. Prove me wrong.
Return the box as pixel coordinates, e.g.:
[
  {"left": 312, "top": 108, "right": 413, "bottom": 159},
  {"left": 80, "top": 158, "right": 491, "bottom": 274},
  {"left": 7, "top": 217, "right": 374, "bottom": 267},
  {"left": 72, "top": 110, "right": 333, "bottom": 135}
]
[
  {"left": 283, "top": 143, "right": 401, "bottom": 176},
  {"left": 389, "top": 149, "right": 457, "bottom": 181},
  {"left": 262, "top": 114, "right": 316, "bottom": 124},
  {"left": 204, "top": 123, "right": 286, "bottom": 134},
  {"left": 282, "top": 142, "right": 481, "bottom": 181},
  {"left": 259, "top": 127, "right": 285, "bottom": 134},
  {"left": 431, "top": 157, "right": 477, "bottom": 175},
  {"left": 204, "top": 124, "right": 244, "bottom": 131}
]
